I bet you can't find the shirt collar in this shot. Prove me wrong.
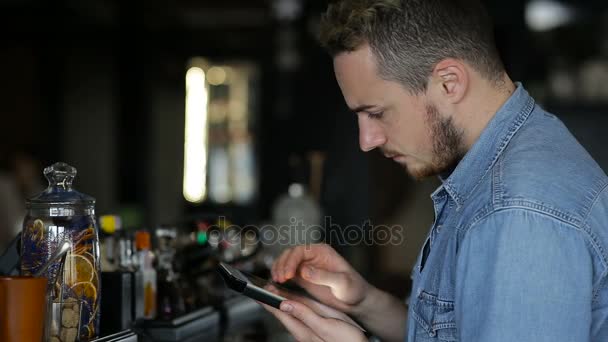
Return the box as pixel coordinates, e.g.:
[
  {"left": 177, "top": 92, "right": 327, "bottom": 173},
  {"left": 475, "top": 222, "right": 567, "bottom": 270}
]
[{"left": 434, "top": 83, "right": 535, "bottom": 207}]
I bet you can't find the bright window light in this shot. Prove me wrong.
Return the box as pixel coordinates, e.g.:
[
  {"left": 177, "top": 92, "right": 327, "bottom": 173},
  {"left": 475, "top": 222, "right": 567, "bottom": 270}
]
[{"left": 183, "top": 67, "right": 209, "bottom": 203}]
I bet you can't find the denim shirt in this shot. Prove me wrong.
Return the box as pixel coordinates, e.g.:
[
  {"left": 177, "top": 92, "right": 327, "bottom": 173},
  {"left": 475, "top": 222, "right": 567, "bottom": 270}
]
[{"left": 406, "top": 84, "right": 608, "bottom": 342}]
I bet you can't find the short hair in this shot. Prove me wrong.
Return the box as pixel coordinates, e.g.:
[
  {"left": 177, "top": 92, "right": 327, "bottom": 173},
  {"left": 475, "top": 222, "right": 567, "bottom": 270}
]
[{"left": 319, "top": 0, "right": 505, "bottom": 93}]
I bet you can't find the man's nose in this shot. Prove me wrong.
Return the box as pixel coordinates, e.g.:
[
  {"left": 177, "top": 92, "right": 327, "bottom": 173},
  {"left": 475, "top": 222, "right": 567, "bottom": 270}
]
[{"left": 358, "top": 115, "right": 386, "bottom": 152}]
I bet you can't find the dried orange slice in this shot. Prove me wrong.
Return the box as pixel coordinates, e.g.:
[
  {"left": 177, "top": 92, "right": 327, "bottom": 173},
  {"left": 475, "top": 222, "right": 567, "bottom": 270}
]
[
  {"left": 33, "top": 219, "right": 44, "bottom": 230},
  {"left": 83, "top": 252, "right": 99, "bottom": 288},
  {"left": 63, "top": 254, "right": 95, "bottom": 286},
  {"left": 31, "top": 219, "right": 45, "bottom": 240},
  {"left": 70, "top": 281, "right": 97, "bottom": 303},
  {"left": 83, "top": 252, "right": 96, "bottom": 261}
]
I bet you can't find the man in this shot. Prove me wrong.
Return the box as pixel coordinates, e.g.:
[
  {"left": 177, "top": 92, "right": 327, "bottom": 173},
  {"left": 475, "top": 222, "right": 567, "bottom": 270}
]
[{"left": 263, "top": 0, "right": 608, "bottom": 341}]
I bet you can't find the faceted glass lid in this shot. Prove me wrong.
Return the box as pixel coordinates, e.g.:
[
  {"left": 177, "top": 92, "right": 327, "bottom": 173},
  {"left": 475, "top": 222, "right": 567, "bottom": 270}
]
[{"left": 26, "top": 162, "right": 95, "bottom": 207}]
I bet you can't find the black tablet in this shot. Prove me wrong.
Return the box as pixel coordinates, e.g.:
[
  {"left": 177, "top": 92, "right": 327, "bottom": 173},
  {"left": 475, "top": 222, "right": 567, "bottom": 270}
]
[{"left": 218, "top": 262, "right": 286, "bottom": 309}]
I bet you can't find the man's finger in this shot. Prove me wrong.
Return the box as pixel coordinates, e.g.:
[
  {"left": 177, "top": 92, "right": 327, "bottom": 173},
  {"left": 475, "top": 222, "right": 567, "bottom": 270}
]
[
  {"left": 292, "top": 275, "right": 331, "bottom": 296},
  {"left": 260, "top": 302, "right": 322, "bottom": 342},
  {"left": 271, "top": 249, "right": 286, "bottom": 281},
  {"left": 266, "top": 284, "right": 329, "bottom": 316},
  {"left": 280, "top": 300, "right": 330, "bottom": 337},
  {"left": 300, "top": 265, "right": 349, "bottom": 290},
  {"left": 274, "top": 248, "right": 294, "bottom": 282},
  {"left": 283, "top": 246, "right": 320, "bottom": 281}
]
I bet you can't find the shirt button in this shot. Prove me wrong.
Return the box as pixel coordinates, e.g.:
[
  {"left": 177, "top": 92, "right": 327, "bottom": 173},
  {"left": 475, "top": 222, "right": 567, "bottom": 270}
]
[
  {"left": 436, "top": 225, "right": 442, "bottom": 232},
  {"left": 429, "top": 330, "right": 437, "bottom": 337}
]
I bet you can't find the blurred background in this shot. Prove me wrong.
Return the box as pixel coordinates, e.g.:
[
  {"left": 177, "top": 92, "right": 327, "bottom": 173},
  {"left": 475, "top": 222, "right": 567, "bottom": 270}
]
[{"left": 1, "top": 0, "right": 608, "bottom": 340}]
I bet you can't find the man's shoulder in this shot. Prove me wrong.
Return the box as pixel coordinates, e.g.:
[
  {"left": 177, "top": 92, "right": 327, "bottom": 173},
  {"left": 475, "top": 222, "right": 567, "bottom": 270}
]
[{"left": 495, "top": 105, "right": 608, "bottom": 224}]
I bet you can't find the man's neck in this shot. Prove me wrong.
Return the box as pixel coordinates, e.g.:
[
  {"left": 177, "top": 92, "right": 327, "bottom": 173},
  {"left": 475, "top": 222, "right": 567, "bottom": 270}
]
[{"left": 459, "top": 74, "right": 517, "bottom": 150}]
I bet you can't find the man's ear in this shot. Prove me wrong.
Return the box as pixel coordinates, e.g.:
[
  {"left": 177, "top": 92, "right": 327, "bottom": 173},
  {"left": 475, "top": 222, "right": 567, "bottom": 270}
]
[{"left": 432, "top": 59, "right": 468, "bottom": 104}]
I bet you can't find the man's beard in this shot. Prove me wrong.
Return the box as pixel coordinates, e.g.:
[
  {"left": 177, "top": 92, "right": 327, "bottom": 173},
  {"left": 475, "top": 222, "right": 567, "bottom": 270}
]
[{"left": 407, "top": 103, "right": 465, "bottom": 180}]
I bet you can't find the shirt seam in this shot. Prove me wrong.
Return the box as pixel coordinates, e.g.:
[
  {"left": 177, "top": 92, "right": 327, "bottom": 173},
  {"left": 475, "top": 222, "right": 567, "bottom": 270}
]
[
  {"left": 458, "top": 201, "right": 581, "bottom": 235},
  {"left": 459, "top": 203, "right": 608, "bottom": 301},
  {"left": 581, "top": 181, "right": 608, "bottom": 225},
  {"left": 580, "top": 182, "right": 608, "bottom": 302},
  {"left": 492, "top": 156, "right": 503, "bottom": 206}
]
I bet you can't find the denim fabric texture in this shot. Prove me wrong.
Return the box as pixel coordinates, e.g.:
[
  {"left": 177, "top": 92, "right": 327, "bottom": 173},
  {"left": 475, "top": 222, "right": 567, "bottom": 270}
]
[{"left": 406, "top": 84, "right": 608, "bottom": 342}]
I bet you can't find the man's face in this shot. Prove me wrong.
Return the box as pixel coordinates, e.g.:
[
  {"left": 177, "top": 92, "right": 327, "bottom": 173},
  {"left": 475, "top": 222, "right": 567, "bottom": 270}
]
[{"left": 333, "top": 45, "right": 464, "bottom": 179}]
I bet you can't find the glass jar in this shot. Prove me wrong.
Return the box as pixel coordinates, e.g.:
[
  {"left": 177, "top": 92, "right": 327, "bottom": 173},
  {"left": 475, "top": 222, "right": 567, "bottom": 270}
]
[{"left": 20, "top": 162, "right": 101, "bottom": 341}]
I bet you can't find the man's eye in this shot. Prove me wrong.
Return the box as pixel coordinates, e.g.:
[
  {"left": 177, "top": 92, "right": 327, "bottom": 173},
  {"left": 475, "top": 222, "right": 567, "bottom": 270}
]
[{"left": 367, "top": 112, "right": 384, "bottom": 119}]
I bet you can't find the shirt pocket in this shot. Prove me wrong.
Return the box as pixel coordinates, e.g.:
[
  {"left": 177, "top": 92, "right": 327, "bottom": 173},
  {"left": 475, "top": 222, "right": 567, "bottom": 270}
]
[{"left": 412, "top": 290, "right": 458, "bottom": 342}]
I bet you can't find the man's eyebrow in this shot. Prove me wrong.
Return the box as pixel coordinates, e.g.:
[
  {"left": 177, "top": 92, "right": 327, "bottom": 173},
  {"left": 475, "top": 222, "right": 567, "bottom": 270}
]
[{"left": 350, "top": 104, "right": 377, "bottom": 113}]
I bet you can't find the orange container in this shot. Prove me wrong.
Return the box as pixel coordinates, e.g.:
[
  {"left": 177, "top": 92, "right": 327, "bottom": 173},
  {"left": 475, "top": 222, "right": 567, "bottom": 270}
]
[{"left": 0, "top": 276, "right": 48, "bottom": 342}]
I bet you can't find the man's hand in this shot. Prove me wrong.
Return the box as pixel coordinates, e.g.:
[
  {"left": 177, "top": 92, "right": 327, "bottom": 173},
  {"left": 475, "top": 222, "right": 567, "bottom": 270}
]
[
  {"left": 270, "top": 244, "right": 408, "bottom": 342},
  {"left": 262, "top": 300, "right": 367, "bottom": 342},
  {"left": 271, "top": 244, "right": 370, "bottom": 313}
]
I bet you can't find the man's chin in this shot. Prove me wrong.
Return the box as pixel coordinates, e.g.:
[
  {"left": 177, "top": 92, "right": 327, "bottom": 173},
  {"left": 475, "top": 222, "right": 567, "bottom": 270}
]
[
  {"left": 403, "top": 162, "right": 441, "bottom": 180},
  {"left": 406, "top": 168, "right": 435, "bottom": 181},
  {"left": 392, "top": 155, "right": 456, "bottom": 180},
  {"left": 403, "top": 157, "right": 463, "bottom": 180}
]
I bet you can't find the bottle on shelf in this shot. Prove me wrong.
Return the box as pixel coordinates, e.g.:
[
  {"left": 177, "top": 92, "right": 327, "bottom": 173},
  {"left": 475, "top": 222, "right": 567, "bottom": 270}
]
[
  {"left": 135, "top": 230, "right": 157, "bottom": 319},
  {"left": 156, "top": 226, "right": 186, "bottom": 319},
  {"left": 98, "top": 215, "right": 121, "bottom": 272}
]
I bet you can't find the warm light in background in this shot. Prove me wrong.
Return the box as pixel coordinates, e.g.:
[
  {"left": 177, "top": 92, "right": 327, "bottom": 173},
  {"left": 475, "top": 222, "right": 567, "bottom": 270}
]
[
  {"left": 183, "top": 59, "right": 258, "bottom": 205},
  {"left": 207, "top": 66, "right": 227, "bottom": 86},
  {"left": 183, "top": 67, "right": 209, "bottom": 203}
]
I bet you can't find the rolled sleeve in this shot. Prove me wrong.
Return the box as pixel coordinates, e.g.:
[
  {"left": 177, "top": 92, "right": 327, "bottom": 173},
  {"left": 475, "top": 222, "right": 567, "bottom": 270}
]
[{"left": 456, "top": 208, "right": 593, "bottom": 342}]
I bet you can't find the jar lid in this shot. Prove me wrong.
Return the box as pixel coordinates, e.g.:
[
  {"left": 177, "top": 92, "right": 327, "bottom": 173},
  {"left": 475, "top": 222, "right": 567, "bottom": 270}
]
[{"left": 26, "top": 162, "right": 95, "bottom": 208}]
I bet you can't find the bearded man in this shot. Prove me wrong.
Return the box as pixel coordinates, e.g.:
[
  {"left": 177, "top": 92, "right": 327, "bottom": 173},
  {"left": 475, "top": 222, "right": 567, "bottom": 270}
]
[{"left": 263, "top": 1, "right": 608, "bottom": 341}]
